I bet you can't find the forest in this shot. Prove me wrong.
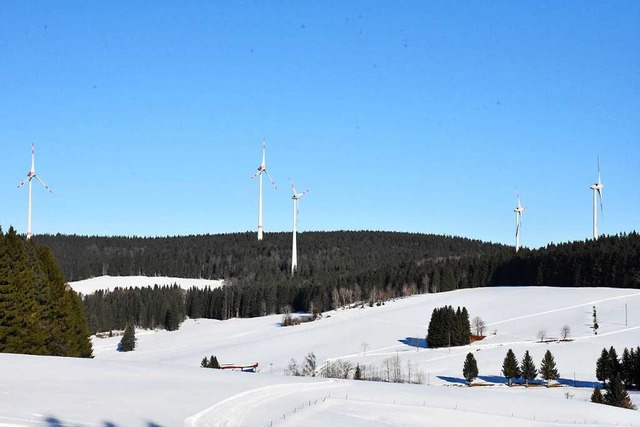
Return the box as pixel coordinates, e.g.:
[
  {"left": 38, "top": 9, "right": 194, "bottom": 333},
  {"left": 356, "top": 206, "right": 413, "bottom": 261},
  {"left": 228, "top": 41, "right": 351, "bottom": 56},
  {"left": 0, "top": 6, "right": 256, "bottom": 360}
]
[{"left": 35, "top": 230, "right": 640, "bottom": 332}]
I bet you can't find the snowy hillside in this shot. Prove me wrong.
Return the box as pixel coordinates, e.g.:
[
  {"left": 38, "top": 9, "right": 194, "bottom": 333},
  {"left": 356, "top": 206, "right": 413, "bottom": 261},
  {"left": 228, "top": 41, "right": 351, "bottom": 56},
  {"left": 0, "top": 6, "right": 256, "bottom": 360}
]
[
  {"left": 68, "top": 275, "right": 224, "bottom": 295},
  {"left": 2, "top": 286, "right": 640, "bottom": 426}
]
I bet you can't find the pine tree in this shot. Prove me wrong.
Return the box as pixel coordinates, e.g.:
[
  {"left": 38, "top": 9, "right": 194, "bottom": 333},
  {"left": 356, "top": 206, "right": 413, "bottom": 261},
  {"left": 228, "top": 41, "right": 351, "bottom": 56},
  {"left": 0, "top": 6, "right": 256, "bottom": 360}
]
[
  {"left": 609, "top": 346, "right": 621, "bottom": 379},
  {"left": 521, "top": 350, "right": 538, "bottom": 386},
  {"left": 209, "top": 355, "right": 220, "bottom": 369},
  {"left": 463, "top": 352, "right": 479, "bottom": 386},
  {"left": 200, "top": 356, "right": 209, "bottom": 368},
  {"left": 591, "top": 387, "right": 604, "bottom": 404},
  {"left": 502, "top": 349, "right": 521, "bottom": 386},
  {"left": 604, "top": 375, "right": 636, "bottom": 409},
  {"left": 621, "top": 347, "right": 633, "bottom": 388},
  {"left": 119, "top": 324, "right": 136, "bottom": 352},
  {"left": 354, "top": 363, "right": 362, "bottom": 380},
  {"left": 539, "top": 350, "right": 560, "bottom": 386},
  {"left": 460, "top": 307, "right": 471, "bottom": 345},
  {"left": 596, "top": 348, "right": 610, "bottom": 386}
]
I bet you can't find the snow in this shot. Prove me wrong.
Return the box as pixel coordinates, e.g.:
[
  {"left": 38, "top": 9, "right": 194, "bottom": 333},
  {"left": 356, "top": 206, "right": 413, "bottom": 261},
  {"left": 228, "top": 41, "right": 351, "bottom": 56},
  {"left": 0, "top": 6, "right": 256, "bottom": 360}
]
[
  {"left": 67, "top": 275, "right": 224, "bottom": 295},
  {"left": 2, "top": 286, "right": 640, "bottom": 426}
]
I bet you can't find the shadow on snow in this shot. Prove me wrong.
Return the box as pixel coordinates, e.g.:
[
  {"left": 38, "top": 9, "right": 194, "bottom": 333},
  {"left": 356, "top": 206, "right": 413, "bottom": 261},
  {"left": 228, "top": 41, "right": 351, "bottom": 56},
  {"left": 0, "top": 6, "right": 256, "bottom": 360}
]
[
  {"left": 45, "top": 416, "right": 163, "bottom": 427},
  {"left": 398, "top": 337, "right": 428, "bottom": 349},
  {"left": 438, "top": 376, "right": 601, "bottom": 389}
]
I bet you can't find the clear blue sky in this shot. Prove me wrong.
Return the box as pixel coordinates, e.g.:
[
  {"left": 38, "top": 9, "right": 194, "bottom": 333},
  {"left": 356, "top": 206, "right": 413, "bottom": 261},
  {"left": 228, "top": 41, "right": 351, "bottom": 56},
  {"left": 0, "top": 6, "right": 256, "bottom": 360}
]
[{"left": 1, "top": 1, "right": 638, "bottom": 248}]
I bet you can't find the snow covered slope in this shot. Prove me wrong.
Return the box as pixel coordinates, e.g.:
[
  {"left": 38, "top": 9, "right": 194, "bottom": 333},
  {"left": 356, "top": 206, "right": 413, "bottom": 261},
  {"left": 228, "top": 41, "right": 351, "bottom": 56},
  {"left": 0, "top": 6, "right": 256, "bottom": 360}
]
[
  {"left": 68, "top": 275, "right": 224, "bottom": 295},
  {"left": 1, "top": 286, "right": 639, "bottom": 426}
]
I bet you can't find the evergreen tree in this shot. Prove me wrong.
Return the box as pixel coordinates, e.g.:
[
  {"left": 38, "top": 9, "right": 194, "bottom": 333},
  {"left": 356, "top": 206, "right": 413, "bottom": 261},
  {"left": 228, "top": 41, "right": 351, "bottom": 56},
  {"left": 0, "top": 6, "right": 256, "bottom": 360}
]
[
  {"left": 539, "top": 350, "right": 560, "bottom": 386},
  {"left": 604, "top": 375, "right": 636, "bottom": 409},
  {"left": 354, "top": 363, "right": 362, "bottom": 380},
  {"left": 0, "top": 228, "right": 92, "bottom": 358},
  {"left": 521, "top": 351, "right": 538, "bottom": 386},
  {"left": 209, "top": 355, "right": 220, "bottom": 369},
  {"left": 462, "top": 352, "right": 479, "bottom": 385},
  {"left": 501, "top": 349, "right": 521, "bottom": 386},
  {"left": 596, "top": 348, "right": 611, "bottom": 386},
  {"left": 591, "top": 387, "right": 604, "bottom": 404},
  {"left": 609, "top": 346, "right": 621, "bottom": 379},
  {"left": 201, "top": 357, "right": 209, "bottom": 368},
  {"left": 621, "top": 347, "right": 634, "bottom": 388},
  {"left": 119, "top": 324, "right": 136, "bottom": 352},
  {"left": 633, "top": 347, "right": 640, "bottom": 388}
]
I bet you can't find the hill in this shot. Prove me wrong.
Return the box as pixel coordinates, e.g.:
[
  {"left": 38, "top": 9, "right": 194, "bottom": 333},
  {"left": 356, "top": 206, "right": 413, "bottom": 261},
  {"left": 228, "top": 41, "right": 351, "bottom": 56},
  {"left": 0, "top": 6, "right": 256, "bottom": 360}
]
[{"left": 1, "top": 286, "right": 639, "bottom": 426}]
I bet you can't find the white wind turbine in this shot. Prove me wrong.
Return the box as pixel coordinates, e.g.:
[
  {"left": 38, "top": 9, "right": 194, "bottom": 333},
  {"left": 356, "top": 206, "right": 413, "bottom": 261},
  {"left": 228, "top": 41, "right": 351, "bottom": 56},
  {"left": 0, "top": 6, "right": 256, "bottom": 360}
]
[
  {"left": 17, "top": 143, "right": 52, "bottom": 239},
  {"left": 251, "top": 140, "right": 277, "bottom": 241},
  {"left": 514, "top": 190, "right": 527, "bottom": 252},
  {"left": 590, "top": 157, "right": 604, "bottom": 240},
  {"left": 289, "top": 179, "right": 309, "bottom": 275}
]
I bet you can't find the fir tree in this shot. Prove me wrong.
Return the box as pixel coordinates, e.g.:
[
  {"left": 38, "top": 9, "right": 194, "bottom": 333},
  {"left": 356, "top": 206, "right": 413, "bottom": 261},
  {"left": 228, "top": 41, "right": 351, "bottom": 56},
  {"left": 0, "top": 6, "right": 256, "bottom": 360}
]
[
  {"left": 604, "top": 375, "right": 636, "bottom": 409},
  {"left": 609, "top": 346, "right": 621, "bottom": 379},
  {"left": 591, "top": 387, "right": 604, "bottom": 404},
  {"left": 539, "top": 350, "right": 560, "bottom": 386},
  {"left": 209, "top": 355, "right": 220, "bottom": 369},
  {"left": 201, "top": 357, "right": 209, "bottom": 368},
  {"left": 596, "top": 348, "right": 611, "bottom": 386},
  {"left": 119, "top": 324, "right": 136, "bottom": 352},
  {"left": 521, "top": 351, "right": 537, "bottom": 386},
  {"left": 463, "top": 352, "right": 479, "bottom": 386},
  {"left": 621, "top": 347, "right": 634, "bottom": 388},
  {"left": 502, "top": 349, "right": 521, "bottom": 386},
  {"left": 354, "top": 363, "right": 362, "bottom": 380}
]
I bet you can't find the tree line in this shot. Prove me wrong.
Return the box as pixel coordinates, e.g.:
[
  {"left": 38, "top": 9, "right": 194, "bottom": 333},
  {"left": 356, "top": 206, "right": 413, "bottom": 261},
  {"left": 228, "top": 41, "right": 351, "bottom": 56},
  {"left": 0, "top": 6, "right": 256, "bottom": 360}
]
[
  {"left": 39, "top": 230, "right": 639, "bottom": 330},
  {"left": 0, "top": 227, "right": 92, "bottom": 357},
  {"left": 83, "top": 284, "right": 186, "bottom": 334}
]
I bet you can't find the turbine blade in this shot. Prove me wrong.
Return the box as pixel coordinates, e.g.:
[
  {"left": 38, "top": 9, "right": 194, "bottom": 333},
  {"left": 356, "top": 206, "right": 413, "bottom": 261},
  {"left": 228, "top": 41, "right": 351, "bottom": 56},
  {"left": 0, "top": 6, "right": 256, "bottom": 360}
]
[
  {"left": 35, "top": 175, "right": 53, "bottom": 193},
  {"left": 264, "top": 170, "right": 277, "bottom": 189},
  {"left": 251, "top": 170, "right": 261, "bottom": 179},
  {"left": 299, "top": 189, "right": 309, "bottom": 198},
  {"left": 17, "top": 178, "right": 30, "bottom": 189},
  {"left": 289, "top": 178, "right": 297, "bottom": 195},
  {"left": 598, "top": 189, "right": 604, "bottom": 222}
]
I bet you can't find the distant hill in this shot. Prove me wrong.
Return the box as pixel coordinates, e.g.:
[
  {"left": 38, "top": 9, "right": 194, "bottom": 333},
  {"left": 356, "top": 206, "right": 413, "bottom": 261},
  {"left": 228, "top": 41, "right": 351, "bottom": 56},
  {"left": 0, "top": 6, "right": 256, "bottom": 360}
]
[
  {"left": 34, "top": 231, "right": 508, "bottom": 283},
  {"left": 36, "top": 231, "right": 640, "bottom": 328}
]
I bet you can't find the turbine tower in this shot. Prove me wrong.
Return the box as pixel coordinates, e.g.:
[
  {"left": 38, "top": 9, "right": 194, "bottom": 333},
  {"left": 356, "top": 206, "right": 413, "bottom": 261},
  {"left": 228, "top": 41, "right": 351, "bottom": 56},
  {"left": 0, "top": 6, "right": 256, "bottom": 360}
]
[
  {"left": 251, "top": 140, "right": 277, "bottom": 241},
  {"left": 17, "top": 143, "right": 52, "bottom": 239},
  {"left": 590, "top": 157, "right": 604, "bottom": 240},
  {"left": 289, "top": 179, "right": 309, "bottom": 275},
  {"left": 514, "top": 190, "right": 526, "bottom": 252}
]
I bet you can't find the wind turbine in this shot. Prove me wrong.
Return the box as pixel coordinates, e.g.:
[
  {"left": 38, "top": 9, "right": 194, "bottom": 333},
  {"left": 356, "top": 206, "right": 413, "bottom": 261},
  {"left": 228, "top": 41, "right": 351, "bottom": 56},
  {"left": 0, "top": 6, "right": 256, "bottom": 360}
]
[
  {"left": 590, "top": 157, "right": 604, "bottom": 240},
  {"left": 514, "top": 190, "right": 527, "bottom": 252},
  {"left": 251, "top": 140, "right": 277, "bottom": 241},
  {"left": 289, "top": 179, "right": 309, "bottom": 275},
  {"left": 17, "top": 143, "right": 52, "bottom": 239}
]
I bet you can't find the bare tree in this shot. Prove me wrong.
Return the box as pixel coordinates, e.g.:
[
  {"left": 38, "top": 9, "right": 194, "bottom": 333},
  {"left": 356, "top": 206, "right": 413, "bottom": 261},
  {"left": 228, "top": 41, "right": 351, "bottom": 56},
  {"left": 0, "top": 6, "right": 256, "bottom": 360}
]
[
  {"left": 303, "top": 352, "right": 317, "bottom": 377},
  {"left": 331, "top": 288, "right": 341, "bottom": 310},
  {"left": 560, "top": 325, "right": 571, "bottom": 340},
  {"left": 537, "top": 329, "right": 547, "bottom": 342},
  {"left": 472, "top": 316, "right": 486, "bottom": 336},
  {"left": 287, "top": 358, "right": 300, "bottom": 376}
]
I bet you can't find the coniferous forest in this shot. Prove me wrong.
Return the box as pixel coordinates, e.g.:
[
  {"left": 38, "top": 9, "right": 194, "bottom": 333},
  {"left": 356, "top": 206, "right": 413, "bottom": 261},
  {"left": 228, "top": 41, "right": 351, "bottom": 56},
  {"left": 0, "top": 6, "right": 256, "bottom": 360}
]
[
  {"left": 32, "top": 230, "right": 640, "bottom": 333},
  {"left": 0, "top": 227, "right": 92, "bottom": 357}
]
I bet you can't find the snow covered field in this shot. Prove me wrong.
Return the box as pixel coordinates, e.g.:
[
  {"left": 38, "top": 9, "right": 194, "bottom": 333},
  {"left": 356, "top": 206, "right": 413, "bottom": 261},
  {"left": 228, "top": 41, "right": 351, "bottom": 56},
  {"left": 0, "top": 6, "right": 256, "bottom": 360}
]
[
  {"left": 2, "top": 286, "right": 640, "bottom": 426},
  {"left": 68, "top": 275, "right": 224, "bottom": 295}
]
